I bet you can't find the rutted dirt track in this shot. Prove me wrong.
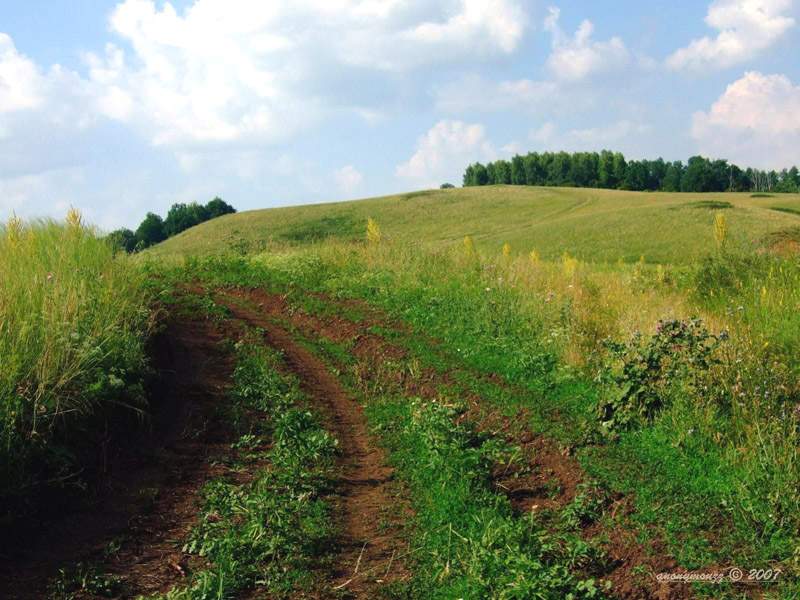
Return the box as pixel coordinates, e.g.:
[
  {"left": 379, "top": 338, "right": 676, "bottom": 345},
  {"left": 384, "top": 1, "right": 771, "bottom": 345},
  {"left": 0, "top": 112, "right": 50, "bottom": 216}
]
[
  {"left": 227, "top": 287, "right": 693, "bottom": 600},
  {"left": 0, "top": 285, "right": 693, "bottom": 599},
  {"left": 0, "top": 308, "right": 236, "bottom": 599},
  {"left": 216, "top": 292, "right": 410, "bottom": 598}
]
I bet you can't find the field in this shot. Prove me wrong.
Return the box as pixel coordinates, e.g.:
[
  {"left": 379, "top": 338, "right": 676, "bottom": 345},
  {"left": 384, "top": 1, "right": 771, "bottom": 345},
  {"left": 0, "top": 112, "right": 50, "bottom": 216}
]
[
  {"left": 2, "top": 186, "right": 800, "bottom": 599},
  {"left": 147, "top": 186, "right": 800, "bottom": 264}
]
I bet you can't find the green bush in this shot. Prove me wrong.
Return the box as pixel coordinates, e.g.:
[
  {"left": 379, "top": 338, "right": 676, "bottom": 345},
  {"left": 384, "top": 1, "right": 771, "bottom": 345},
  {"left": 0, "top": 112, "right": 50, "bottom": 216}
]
[{"left": 597, "top": 319, "right": 724, "bottom": 433}]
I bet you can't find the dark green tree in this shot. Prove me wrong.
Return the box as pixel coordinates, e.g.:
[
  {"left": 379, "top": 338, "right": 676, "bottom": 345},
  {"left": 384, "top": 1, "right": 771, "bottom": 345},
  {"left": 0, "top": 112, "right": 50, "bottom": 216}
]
[
  {"left": 107, "top": 228, "right": 136, "bottom": 253},
  {"left": 164, "top": 202, "right": 210, "bottom": 237},
  {"left": 135, "top": 213, "right": 166, "bottom": 248},
  {"left": 205, "top": 197, "right": 237, "bottom": 218}
]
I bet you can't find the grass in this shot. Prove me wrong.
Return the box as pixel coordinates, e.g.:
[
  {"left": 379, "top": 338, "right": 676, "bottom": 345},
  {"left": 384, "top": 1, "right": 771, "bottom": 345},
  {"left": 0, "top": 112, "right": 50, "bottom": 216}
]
[
  {"left": 145, "top": 186, "right": 800, "bottom": 265},
  {"left": 246, "top": 296, "right": 611, "bottom": 598},
  {"left": 166, "top": 222, "right": 800, "bottom": 596},
  {"left": 148, "top": 336, "right": 338, "bottom": 599},
  {"left": 0, "top": 213, "right": 152, "bottom": 498}
]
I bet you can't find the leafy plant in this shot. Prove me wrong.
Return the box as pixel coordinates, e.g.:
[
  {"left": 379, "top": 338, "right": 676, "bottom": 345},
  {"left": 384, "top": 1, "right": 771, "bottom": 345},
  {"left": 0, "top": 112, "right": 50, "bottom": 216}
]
[{"left": 596, "top": 319, "right": 724, "bottom": 433}]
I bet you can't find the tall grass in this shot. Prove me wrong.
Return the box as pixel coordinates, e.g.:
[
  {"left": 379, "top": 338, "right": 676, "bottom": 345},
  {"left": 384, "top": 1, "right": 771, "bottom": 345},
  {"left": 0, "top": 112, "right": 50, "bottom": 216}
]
[{"left": 0, "top": 214, "right": 152, "bottom": 494}]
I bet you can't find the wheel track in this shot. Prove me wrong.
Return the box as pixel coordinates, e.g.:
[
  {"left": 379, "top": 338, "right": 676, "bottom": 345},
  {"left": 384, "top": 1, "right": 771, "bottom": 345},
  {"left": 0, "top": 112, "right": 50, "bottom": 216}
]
[{"left": 217, "top": 292, "right": 409, "bottom": 598}]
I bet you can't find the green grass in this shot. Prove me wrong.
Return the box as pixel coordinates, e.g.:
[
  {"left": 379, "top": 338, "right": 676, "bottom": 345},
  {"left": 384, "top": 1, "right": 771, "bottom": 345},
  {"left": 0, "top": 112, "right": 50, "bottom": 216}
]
[
  {"left": 0, "top": 215, "right": 152, "bottom": 497},
  {"left": 149, "top": 338, "right": 337, "bottom": 599},
  {"left": 145, "top": 186, "right": 800, "bottom": 264},
  {"left": 170, "top": 241, "right": 799, "bottom": 597}
]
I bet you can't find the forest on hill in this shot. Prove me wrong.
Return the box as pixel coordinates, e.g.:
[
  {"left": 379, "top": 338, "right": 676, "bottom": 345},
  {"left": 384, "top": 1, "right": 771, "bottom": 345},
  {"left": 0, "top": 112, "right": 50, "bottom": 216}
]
[{"left": 463, "top": 151, "right": 800, "bottom": 193}]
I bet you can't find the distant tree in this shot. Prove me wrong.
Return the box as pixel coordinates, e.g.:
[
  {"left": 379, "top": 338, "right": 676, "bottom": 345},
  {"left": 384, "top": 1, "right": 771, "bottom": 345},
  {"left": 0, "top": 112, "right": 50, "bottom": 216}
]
[
  {"left": 164, "top": 202, "right": 210, "bottom": 237},
  {"left": 682, "top": 156, "right": 714, "bottom": 192},
  {"left": 511, "top": 155, "right": 526, "bottom": 185},
  {"left": 662, "top": 161, "right": 684, "bottom": 192},
  {"left": 107, "top": 228, "right": 136, "bottom": 253},
  {"left": 598, "top": 150, "right": 616, "bottom": 188},
  {"left": 205, "top": 196, "right": 237, "bottom": 218},
  {"left": 440, "top": 183, "right": 455, "bottom": 189},
  {"left": 495, "top": 160, "right": 512, "bottom": 184},
  {"left": 135, "top": 213, "right": 166, "bottom": 248},
  {"left": 473, "top": 163, "right": 489, "bottom": 186},
  {"left": 611, "top": 153, "right": 627, "bottom": 189}
]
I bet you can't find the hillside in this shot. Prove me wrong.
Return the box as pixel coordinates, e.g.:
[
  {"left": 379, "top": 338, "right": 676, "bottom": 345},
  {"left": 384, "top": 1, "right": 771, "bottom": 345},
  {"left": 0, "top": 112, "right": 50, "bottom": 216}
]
[{"left": 146, "top": 185, "right": 800, "bottom": 264}]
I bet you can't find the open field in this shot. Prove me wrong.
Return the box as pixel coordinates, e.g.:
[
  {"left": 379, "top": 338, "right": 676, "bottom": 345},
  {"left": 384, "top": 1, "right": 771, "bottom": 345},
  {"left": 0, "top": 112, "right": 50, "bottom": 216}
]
[
  {"left": 147, "top": 186, "right": 800, "bottom": 264},
  {"left": 2, "top": 186, "right": 800, "bottom": 599}
]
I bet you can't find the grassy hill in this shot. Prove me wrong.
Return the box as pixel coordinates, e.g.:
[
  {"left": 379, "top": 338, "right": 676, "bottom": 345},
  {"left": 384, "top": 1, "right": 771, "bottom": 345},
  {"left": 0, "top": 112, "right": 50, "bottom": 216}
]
[{"left": 147, "top": 185, "right": 800, "bottom": 264}]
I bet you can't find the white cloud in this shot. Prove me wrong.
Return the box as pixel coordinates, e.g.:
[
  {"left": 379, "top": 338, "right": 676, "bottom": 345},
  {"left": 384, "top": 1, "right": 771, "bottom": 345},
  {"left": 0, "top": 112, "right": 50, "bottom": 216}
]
[
  {"left": 544, "top": 7, "right": 631, "bottom": 81},
  {"left": 0, "top": 34, "right": 44, "bottom": 112},
  {"left": 692, "top": 71, "right": 800, "bottom": 168},
  {"left": 667, "top": 0, "right": 795, "bottom": 71},
  {"left": 434, "top": 75, "right": 559, "bottom": 113},
  {"left": 396, "top": 120, "right": 496, "bottom": 186},
  {"left": 82, "top": 0, "right": 529, "bottom": 148},
  {"left": 433, "top": 8, "right": 636, "bottom": 114},
  {"left": 335, "top": 165, "right": 364, "bottom": 194},
  {"left": 529, "top": 120, "right": 651, "bottom": 151}
]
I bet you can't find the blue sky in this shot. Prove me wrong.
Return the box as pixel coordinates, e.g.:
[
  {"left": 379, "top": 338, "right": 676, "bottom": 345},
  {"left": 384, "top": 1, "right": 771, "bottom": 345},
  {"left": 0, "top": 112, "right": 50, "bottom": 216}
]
[{"left": 1, "top": 0, "right": 799, "bottom": 229}]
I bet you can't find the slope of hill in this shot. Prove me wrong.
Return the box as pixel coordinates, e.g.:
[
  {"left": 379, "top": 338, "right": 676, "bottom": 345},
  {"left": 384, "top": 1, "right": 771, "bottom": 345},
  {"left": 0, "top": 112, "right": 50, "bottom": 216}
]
[{"left": 146, "top": 185, "right": 800, "bottom": 264}]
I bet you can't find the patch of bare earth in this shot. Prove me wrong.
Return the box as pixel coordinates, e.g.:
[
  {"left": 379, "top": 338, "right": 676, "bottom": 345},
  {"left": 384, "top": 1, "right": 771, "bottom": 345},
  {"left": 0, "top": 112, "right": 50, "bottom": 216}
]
[
  {"left": 216, "top": 292, "right": 410, "bottom": 598},
  {"left": 0, "top": 308, "right": 237, "bottom": 599},
  {"left": 227, "top": 286, "right": 694, "bottom": 600}
]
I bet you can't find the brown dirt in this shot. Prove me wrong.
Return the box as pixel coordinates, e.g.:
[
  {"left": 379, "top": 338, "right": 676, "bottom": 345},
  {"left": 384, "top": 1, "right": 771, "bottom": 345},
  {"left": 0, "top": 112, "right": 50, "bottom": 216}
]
[
  {"left": 228, "top": 286, "right": 694, "bottom": 600},
  {"left": 0, "top": 307, "right": 237, "bottom": 599},
  {"left": 216, "top": 291, "right": 410, "bottom": 598}
]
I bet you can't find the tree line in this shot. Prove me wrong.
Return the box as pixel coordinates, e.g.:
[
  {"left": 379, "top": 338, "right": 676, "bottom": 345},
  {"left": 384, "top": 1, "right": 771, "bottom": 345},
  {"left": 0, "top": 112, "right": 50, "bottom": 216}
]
[
  {"left": 107, "top": 197, "right": 236, "bottom": 253},
  {"left": 463, "top": 151, "right": 800, "bottom": 194}
]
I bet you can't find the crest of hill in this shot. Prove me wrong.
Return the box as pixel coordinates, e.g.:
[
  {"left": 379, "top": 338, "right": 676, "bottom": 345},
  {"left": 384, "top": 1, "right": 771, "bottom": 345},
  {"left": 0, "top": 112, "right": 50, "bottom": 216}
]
[{"left": 144, "top": 185, "right": 800, "bottom": 265}]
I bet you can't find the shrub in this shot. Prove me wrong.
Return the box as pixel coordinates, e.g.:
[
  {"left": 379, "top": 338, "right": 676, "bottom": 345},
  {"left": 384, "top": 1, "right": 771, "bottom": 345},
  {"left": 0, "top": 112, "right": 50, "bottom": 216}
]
[{"left": 596, "top": 318, "right": 724, "bottom": 433}]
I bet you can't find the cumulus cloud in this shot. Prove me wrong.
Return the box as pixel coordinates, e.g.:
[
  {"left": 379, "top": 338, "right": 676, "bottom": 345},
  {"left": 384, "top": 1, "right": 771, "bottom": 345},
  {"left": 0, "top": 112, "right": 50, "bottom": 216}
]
[
  {"left": 396, "top": 120, "right": 496, "bottom": 186},
  {"left": 691, "top": 71, "right": 800, "bottom": 168},
  {"left": 82, "top": 0, "right": 529, "bottom": 147},
  {"left": 433, "top": 8, "right": 635, "bottom": 114},
  {"left": 544, "top": 7, "right": 631, "bottom": 81},
  {"left": 667, "top": 0, "right": 795, "bottom": 71},
  {"left": 334, "top": 165, "right": 364, "bottom": 194}
]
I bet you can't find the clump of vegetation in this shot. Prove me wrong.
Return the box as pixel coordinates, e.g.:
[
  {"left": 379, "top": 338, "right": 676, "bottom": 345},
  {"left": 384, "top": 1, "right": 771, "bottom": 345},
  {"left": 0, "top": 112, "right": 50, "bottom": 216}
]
[
  {"left": 368, "top": 397, "right": 608, "bottom": 599},
  {"left": 0, "top": 213, "right": 152, "bottom": 497},
  {"left": 596, "top": 319, "right": 724, "bottom": 433},
  {"left": 681, "top": 200, "right": 733, "bottom": 210},
  {"left": 277, "top": 214, "right": 359, "bottom": 244}
]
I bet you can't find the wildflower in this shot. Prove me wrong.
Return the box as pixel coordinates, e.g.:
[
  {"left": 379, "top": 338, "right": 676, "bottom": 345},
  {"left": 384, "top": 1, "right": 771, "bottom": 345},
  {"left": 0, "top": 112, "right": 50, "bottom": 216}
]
[
  {"left": 66, "top": 206, "right": 83, "bottom": 230},
  {"left": 562, "top": 252, "right": 578, "bottom": 278},
  {"left": 463, "top": 235, "right": 476, "bottom": 256},
  {"left": 502, "top": 242, "right": 511, "bottom": 258},
  {"left": 6, "top": 213, "right": 23, "bottom": 244},
  {"left": 529, "top": 249, "right": 540, "bottom": 265},
  {"left": 366, "top": 218, "right": 381, "bottom": 244},
  {"left": 713, "top": 212, "right": 727, "bottom": 248}
]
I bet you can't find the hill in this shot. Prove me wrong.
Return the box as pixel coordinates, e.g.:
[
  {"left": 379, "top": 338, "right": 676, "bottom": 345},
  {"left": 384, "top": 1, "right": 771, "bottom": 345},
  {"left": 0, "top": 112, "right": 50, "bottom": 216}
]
[{"left": 145, "top": 185, "right": 800, "bottom": 264}]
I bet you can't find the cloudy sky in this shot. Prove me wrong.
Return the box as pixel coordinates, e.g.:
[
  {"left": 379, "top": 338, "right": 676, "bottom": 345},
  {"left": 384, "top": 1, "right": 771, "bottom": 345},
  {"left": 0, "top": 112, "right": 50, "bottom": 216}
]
[{"left": 1, "top": 0, "right": 799, "bottom": 229}]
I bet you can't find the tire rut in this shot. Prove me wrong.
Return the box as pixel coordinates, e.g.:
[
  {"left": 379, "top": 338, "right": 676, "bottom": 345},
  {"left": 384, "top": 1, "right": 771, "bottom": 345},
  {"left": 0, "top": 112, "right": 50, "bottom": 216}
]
[{"left": 217, "top": 293, "right": 409, "bottom": 598}]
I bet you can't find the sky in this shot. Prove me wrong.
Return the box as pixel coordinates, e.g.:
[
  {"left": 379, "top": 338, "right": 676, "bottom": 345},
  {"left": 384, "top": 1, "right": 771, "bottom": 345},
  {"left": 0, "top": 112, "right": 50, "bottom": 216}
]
[{"left": 1, "top": 0, "right": 799, "bottom": 230}]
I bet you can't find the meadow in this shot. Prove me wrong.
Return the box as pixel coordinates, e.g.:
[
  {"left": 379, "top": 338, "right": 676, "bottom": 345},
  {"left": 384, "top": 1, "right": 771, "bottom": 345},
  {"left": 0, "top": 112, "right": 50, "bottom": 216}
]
[
  {"left": 3, "top": 186, "right": 800, "bottom": 599},
  {"left": 146, "top": 185, "right": 800, "bottom": 597}
]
